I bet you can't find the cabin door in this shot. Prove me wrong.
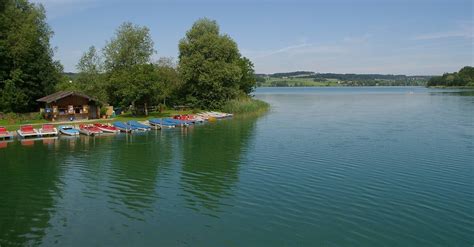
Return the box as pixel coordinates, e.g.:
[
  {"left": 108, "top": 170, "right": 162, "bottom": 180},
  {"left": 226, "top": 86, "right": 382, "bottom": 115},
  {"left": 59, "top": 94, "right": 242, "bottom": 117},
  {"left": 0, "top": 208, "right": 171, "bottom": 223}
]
[{"left": 89, "top": 105, "right": 98, "bottom": 119}]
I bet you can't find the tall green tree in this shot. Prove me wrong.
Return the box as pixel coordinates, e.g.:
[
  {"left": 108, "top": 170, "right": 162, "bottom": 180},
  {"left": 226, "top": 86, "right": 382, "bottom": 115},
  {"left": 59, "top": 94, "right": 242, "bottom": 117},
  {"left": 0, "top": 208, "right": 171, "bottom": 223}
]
[
  {"left": 237, "top": 57, "right": 257, "bottom": 95},
  {"left": 103, "top": 22, "right": 155, "bottom": 71},
  {"left": 108, "top": 64, "right": 161, "bottom": 115},
  {"left": 155, "top": 57, "right": 181, "bottom": 107},
  {"left": 178, "top": 18, "right": 246, "bottom": 109},
  {"left": 103, "top": 22, "right": 159, "bottom": 114},
  {"left": 75, "top": 46, "right": 108, "bottom": 103},
  {"left": 0, "top": 0, "right": 63, "bottom": 112}
]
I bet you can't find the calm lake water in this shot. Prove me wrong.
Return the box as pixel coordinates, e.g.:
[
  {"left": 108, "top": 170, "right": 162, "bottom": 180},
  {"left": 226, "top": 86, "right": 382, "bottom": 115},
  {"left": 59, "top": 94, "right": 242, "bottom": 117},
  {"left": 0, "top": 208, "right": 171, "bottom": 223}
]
[{"left": 1, "top": 87, "right": 473, "bottom": 246}]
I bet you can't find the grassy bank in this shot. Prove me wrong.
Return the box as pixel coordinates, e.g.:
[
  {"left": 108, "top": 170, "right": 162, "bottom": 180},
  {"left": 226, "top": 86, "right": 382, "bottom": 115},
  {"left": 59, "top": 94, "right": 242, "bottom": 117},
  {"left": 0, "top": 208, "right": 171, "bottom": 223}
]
[{"left": 221, "top": 97, "right": 270, "bottom": 115}]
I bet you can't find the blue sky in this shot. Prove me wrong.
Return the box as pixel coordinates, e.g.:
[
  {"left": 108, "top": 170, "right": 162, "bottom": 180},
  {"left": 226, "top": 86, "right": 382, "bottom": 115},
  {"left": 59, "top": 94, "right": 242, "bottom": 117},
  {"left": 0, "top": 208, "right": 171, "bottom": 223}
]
[{"left": 33, "top": 0, "right": 473, "bottom": 75}]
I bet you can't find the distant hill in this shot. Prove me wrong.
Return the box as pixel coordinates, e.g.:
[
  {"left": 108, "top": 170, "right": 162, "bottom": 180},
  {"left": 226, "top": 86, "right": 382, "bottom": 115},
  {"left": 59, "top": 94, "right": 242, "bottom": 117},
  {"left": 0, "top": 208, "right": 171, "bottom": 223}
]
[
  {"left": 256, "top": 71, "right": 433, "bottom": 87},
  {"left": 64, "top": 71, "right": 435, "bottom": 87}
]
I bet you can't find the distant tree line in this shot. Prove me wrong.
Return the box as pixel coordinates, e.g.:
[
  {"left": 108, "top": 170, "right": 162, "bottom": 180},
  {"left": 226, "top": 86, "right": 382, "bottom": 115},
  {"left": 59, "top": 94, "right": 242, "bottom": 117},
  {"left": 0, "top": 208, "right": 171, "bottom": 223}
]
[
  {"left": 0, "top": 0, "right": 256, "bottom": 114},
  {"left": 269, "top": 71, "right": 314, "bottom": 78},
  {"left": 256, "top": 72, "right": 432, "bottom": 87},
  {"left": 427, "top": 66, "right": 474, "bottom": 87}
]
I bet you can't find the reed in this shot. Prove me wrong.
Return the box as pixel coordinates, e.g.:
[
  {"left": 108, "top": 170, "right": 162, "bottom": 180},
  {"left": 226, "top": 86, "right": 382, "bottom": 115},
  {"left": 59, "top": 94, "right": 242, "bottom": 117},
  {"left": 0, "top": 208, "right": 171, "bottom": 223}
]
[{"left": 221, "top": 97, "right": 270, "bottom": 115}]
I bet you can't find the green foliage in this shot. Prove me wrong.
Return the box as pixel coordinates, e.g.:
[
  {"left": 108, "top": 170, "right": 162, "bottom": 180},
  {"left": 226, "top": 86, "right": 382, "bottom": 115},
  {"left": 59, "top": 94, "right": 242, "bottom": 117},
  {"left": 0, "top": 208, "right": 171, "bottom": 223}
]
[
  {"left": 221, "top": 97, "right": 270, "bottom": 115},
  {"left": 100, "top": 106, "right": 107, "bottom": 116},
  {"left": 427, "top": 66, "right": 474, "bottom": 87},
  {"left": 1, "top": 11, "right": 260, "bottom": 115},
  {"left": 103, "top": 22, "right": 155, "bottom": 71},
  {"left": 155, "top": 57, "right": 181, "bottom": 106},
  {"left": 178, "top": 18, "right": 256, "bottom": 109},
  {"left": 102, "top": 22, "right": 165, "bottom": 115},
  {"left": 75, "top": 46, "right": 108, "bottom": 103},
  {"left": 0, "top": 0, "right": 64, "bottom": 112},
  {"left": 56, "top": 23, "right": 183, "bottom": 116},
  {"left": 1, "top": 111, "right": 43, "bottom": 124},
  {"left": 237, "top": 57, "right": 257, "bottom": 94},
  {"left": 109, "top": 64, "right": 162, "bottom": 108},
  {"left": 0, "top": 71, "right": 29, "bottom": 112}
]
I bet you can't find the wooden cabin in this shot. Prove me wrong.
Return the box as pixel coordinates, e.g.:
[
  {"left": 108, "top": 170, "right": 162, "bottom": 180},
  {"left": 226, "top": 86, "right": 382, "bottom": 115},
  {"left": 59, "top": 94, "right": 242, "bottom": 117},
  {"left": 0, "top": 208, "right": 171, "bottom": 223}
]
[{"left": 37, "top": 91, "right": 100, "bottom": 121}]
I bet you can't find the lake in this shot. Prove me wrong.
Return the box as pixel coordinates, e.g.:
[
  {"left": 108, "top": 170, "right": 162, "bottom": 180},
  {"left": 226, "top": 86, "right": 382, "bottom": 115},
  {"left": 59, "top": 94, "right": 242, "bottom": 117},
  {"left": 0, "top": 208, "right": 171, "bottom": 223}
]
[{"left": 1, "top": 87, "right": 473, "bottom": 246}]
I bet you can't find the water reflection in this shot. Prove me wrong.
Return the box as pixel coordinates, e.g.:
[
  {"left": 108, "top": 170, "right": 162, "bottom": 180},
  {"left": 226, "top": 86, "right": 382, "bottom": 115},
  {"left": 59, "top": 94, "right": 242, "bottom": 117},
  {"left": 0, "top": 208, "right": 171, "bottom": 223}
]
[
  {"left": 429, "top": 89, "right": 474, "bottom": 96},
  {"left": 106, "top": 132, "right": 174, "bottom": 220},
  {"left": 0, "top": 141, "right": 65, "bottom": 246},
  {"left": 0, "top": 118, "right": 259, "bottom": 244},
  {"left": 0, "top": 140, "right": 12, "bottom": 149},
  {"left": 179, "top": 117, "right": 258, "bottom": 215}
]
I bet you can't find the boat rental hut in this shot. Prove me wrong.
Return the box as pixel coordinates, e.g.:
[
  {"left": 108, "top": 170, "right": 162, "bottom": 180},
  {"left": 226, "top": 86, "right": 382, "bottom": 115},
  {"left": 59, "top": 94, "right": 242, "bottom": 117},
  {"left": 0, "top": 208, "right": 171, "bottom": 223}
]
[{"left": 37, "top": 91, "right": 100, "bottom": 121}]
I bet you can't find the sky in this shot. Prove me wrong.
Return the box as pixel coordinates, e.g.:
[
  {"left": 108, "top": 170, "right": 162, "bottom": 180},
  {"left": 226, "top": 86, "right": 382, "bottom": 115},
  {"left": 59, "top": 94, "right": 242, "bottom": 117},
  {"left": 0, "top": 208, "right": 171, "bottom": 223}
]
[{"left": 32, "top": 0, "right": 473, "bottom": 75}]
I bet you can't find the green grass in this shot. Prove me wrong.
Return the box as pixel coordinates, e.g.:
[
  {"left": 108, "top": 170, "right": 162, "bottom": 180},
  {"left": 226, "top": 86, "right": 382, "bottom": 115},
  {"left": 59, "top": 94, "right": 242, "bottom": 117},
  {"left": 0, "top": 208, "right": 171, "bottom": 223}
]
[{"left": 221, "top": 97, "right": 270, "bottom": 115}]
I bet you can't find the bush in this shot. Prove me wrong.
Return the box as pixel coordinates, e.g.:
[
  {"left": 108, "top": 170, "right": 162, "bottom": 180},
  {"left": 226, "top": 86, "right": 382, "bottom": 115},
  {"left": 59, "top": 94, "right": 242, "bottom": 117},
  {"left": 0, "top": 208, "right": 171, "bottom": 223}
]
[
  {"left": 4, "top": 113, "right": 18, "bottom": 124},
  {"left": 100, "top": 106, "right": 108, "bottom": 116}
]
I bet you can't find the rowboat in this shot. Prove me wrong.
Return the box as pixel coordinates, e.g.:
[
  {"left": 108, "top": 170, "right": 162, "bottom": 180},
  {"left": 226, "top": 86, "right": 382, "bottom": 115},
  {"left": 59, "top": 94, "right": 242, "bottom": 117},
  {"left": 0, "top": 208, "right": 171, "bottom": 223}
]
[
  {"left": 113, "top": 121, "right": 136, "bottom": 132},
  {"left": 79, "top": 124, "right": 102, "bottom": 136},
  {"left": 59, "top": 125, "right": 80, "bottom": 136},
  {"left": 39, "top": 124, "right": 58, "bottom": 136},
  {"left": 17, "top": 125, "right": 40, "bottom": 138},
  {"left": 126, "top": 120, "right": 151, "bottom": 131},
  {"left": 149, "top": 118, "right": 175, "bottom": 128},
  {"left": 94, "top": 123, "right": 120, "bottom": 133},
  {"left": 0, "top": 126, "right": 13, "bottom": 139}
]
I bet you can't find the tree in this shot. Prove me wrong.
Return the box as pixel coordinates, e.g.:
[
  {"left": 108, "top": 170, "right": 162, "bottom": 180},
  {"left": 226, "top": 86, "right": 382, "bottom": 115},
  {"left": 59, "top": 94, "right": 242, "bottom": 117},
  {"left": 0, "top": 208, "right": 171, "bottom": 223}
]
[
  {"left": 155, "top": 57, "right": 181, "bottom": 108},
  {"left": 237, "top": 57, "right": 257, "bottom": 95},
  {"left": 75, "top": 46, "right": 108, "bottom": 103},
  {"left": 0, "top": 70, "right": 28, "bottom": 112},
  {"left": 0, "top": 0, "right": 64, "bottom": 112},
  {"left": 108, "top": 64, "right": 161, "bottom": 115},
  {"left": 178, "top": 18, "right": 244, "bottom": 109},
  {"left": 103, "top": 22, "right": 156, "bottom": 112},
  {"left": 427, "top": 66, "right": 474, "bottom": 87},
  {"left": 103, "top": 22, "right": 155, "bottom": 71}
]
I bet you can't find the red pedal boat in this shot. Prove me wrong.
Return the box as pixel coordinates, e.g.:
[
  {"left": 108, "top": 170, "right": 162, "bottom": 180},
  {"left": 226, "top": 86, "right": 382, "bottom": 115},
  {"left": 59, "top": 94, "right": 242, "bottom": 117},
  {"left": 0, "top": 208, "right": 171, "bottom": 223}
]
[
  {"left": 94, "top": 123, "right": 120, "bottom": 133},
  {"left": 79, "top": 124, "right": 102, "bottom": 136}
]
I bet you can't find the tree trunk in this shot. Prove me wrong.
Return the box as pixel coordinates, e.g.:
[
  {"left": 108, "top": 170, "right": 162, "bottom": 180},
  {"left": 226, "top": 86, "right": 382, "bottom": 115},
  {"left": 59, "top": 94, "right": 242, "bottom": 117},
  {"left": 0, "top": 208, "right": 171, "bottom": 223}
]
[{"left": 144, "top": 102, "right": 148, "bottom": 116}]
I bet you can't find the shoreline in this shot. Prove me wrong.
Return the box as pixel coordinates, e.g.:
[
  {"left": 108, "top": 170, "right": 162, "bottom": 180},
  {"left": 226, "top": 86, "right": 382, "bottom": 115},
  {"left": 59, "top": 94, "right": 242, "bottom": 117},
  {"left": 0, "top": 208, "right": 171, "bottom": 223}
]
[{"left": 1, "top": 99, "right": 271, "bottom": 132}]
